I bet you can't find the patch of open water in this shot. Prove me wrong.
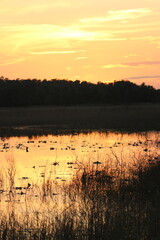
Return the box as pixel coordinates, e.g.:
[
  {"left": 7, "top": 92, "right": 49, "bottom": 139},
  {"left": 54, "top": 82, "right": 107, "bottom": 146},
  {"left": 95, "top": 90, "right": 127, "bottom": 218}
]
[{"left": 0, "top": 129, "right": 159, "bottom": 220}]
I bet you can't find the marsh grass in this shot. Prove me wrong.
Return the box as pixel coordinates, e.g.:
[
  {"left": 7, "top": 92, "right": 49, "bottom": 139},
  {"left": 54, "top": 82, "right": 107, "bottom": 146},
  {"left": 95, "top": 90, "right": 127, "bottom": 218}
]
[
  {"left": 0, "top": 154, "right": 159, "bottom": 239},
  {"left": 6, "top": 156, "right": 16, "bottom": 198}
]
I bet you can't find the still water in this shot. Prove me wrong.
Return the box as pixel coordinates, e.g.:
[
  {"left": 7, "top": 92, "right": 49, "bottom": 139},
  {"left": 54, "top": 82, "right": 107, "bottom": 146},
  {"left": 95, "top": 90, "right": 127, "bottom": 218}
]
[
  {"left": 0, "top": 130, "right": 160, "bottom": 186},
  {"left": 0, "top": 129, "right": 159, "bottom": 238}
]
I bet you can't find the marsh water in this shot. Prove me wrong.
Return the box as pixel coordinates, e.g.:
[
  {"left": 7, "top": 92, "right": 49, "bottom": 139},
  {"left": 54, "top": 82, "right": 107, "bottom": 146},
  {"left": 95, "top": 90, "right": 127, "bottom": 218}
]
[
  {"left": 0, "top": 129, "right": 160, "bottom": 239},
  {"left": 1, "top": 130, "right": 160, "bottom": 184}
]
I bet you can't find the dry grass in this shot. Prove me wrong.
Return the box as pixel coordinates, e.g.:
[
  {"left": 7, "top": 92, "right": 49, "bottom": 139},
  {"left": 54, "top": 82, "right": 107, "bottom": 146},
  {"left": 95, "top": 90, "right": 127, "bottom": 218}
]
[{"left": 0, "top": 153, "right": 160, "bottom": 239}]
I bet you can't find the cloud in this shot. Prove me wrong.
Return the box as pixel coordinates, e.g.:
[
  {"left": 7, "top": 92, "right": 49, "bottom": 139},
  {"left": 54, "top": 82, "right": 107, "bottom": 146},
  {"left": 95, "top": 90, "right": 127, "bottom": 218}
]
[
  {"left": 0, "top": 23, "right": 103, "bottom": 57},
  {"left": 102, "top": 64, "right": 129, "bottom": 69},
  {"left": 30, "top": 50, "right": 76, "bottom": 55},
  {"left": 1, "top": 23, "right": 127, "bottom": 57},
  {"left": 102, "top": 61, "right": 160, "bottom": 69},
  {"left": 75, "top": 57, "right": 88, "bottom": 60},
  {"left": 125, "top": 61, "right": 160, "bottom": 66},
  {"left": 0, "top": 24, "right": 103, "bottom": 42},
  {"left": 80, "top": 8, "right": 151, "bottom": 23},
  {"left": 126, "top": 75, "right": 160, "bottom": 80}
]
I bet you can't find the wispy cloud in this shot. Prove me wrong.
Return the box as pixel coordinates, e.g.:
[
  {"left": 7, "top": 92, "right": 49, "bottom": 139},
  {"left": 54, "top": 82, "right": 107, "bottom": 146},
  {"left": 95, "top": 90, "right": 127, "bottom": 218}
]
[
  {"left": 0, "top": 24, "right": 103, "bottom": 42},
  {"left": 80, "top": 8, "right": 151, "bottom": 23},
  {"left": 126, "top": 75, "right": 160, "bottom": 80},
  {"left": 30, "top": 50, "right": 76, "bottom": 55},
  {"left": 75, "top": 57, "right": 88, "bottom": 60},
  {"left": 102, "top": 61, "right": 160, "bottom": 69},
  {"left": 125, "top": 61, "right": 160, "bottom": 66},
  {"left": 0, "top": 24, "right": 102, "bottom": 57},
  {"left": 102, "top": 64, "right": 129, "bottom": 69}
]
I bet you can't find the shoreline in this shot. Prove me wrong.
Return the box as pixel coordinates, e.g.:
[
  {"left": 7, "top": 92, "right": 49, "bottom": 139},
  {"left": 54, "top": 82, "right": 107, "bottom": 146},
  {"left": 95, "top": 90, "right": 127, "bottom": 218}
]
[{"left": 0, "top": 104, "right": 160, "bottom": 135}]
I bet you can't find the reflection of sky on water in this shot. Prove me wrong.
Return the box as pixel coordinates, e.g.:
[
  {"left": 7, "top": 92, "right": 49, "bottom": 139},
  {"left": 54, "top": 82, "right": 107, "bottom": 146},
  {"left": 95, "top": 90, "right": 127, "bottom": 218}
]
[
  {"left": 0, "top": 131, "right": 159, "bottom": 187},
  {"left": 0, "top": 130, "right": 159, "bottom": 221}
]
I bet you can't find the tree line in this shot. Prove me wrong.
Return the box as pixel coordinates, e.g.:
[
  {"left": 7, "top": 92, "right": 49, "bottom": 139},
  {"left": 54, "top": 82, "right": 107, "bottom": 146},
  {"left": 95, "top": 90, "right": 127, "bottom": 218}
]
[{"left": 0, "top": 76, "right": 159, "bottom": 107}]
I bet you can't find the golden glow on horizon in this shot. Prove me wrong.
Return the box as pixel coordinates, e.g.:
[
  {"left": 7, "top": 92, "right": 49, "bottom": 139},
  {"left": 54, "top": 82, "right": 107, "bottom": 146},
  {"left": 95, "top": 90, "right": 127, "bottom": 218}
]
[{"left": 0, "top": 1, "right": 160, "bottom": 87}]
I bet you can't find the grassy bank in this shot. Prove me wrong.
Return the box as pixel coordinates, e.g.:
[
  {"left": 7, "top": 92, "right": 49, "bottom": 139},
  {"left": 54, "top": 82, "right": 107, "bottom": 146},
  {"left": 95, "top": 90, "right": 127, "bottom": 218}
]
[
  {"left": 0, "top": 104, "right": 160, "bottom": 135},
  {"left": 0, "top": 154, "right": 160, "bottom": 239}
]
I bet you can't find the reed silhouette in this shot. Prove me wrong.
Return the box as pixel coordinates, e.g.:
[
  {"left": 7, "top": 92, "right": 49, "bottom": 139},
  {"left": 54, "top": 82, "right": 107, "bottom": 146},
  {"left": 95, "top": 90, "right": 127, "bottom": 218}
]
[{"left": 0, "top": 151, "right": 159, "bottom": 239}]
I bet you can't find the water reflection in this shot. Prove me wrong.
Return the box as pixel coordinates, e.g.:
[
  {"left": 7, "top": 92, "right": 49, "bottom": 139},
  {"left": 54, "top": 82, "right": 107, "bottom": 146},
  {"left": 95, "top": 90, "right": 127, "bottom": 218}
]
[
  {"left": 0, "top": 131, "right": 159, "bottom": 185},
  {"left": 0, "top": 130, "right": 160, "bottom": 238}
]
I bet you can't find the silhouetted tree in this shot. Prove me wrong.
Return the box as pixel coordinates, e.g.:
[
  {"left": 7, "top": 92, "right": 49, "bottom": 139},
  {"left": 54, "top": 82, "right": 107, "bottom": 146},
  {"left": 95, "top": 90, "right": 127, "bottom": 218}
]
[{"left": 0, "top": 78, "right": 159, "bottom": 107}]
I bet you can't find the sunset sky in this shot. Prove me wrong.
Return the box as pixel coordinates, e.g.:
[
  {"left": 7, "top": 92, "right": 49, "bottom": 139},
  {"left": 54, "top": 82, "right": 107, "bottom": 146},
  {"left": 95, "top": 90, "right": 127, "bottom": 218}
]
[{"left": 0, "top": 0, "right": 160, "bottom": 88}]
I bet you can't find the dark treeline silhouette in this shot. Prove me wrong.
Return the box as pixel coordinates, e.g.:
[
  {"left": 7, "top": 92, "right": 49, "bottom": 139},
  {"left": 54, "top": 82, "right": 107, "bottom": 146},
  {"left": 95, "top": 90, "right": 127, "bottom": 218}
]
[{"left": 0, "top": 76, "right": 160, "bottom": 107}]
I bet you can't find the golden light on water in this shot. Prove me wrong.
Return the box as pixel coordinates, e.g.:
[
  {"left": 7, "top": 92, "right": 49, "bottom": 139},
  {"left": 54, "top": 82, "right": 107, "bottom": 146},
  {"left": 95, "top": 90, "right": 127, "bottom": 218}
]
[
  {"left": 0, "top": 130, "right": 159, "bottom": 237},
  {"left": 0, "top": 131, "right": 159, "bottom": 185}
]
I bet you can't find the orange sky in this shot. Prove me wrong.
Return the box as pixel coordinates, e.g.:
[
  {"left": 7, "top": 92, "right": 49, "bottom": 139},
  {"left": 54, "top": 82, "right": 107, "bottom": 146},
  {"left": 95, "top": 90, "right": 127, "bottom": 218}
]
[{"left": 0, "top": 0, "right": 160, "bottom": 88}]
